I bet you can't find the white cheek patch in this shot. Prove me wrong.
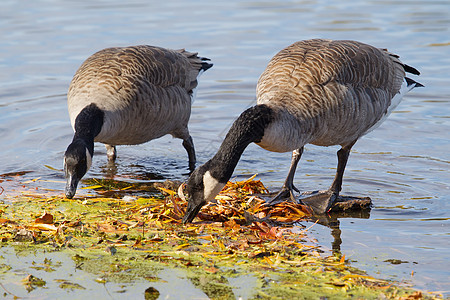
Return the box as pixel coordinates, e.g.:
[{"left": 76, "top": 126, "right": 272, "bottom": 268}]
[
  {"left": 203, "top": 171, "right": 226, "bottom": 203},
  {"left": 85, "top": 148, "right": 92, "bottom": 172}
]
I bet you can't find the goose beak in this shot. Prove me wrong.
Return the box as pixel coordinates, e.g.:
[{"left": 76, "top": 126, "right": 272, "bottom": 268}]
[
  {"left": 65, "top": 175, "right": 79, "bottom": 199},
  {"left": 182, "top": 199, "right": 204, "bottom": 224}
]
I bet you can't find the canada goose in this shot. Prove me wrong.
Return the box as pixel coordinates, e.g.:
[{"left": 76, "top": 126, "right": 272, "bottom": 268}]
[
  {"left": 182, "top": 39, "right": 422, "bottom": 223},
  {"left": 64, "top": 45, "right": 212, "bottom": 199}
]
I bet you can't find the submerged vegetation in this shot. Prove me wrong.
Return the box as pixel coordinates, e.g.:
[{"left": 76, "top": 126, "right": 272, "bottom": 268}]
[{"left": 0, "top": 173, "right": 441, "bottom": 299}]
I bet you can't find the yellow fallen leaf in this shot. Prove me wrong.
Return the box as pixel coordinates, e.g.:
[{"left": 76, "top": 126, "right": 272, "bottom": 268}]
[
  {"left": 341, "top": 274, "right": 374, "bottom": 281},
  {"left": 263, "top": 256, "right": 274, "bottom": 265},
  {"left": 23, "top": 177, "right": 42, "bottom": 184},
  {"left": 44, "top": 165, "right": 61, "bottom": 171},
  {"left": 158, "top": 187, "right": 176, "bottom": 196},
  {"left": 28, "top": 223, "right": 58, "bottom": 231},
  {"left": 81, "top": 185, "right": 103, "bottom": 190},
  {"left": 241, "top": 174, "right": 257, "bottom": 183},
  {"left": 214, "top": 239, "right": 226, "bottom": 251},
  {"left": 215, "top": 195, "right": 233, "bottom": 201},
  {"left": 174, "top": 243, "right": 190, "bottom": 250},
  {"left": 120, "top": 186, "right": 134, "bottom": 191}
]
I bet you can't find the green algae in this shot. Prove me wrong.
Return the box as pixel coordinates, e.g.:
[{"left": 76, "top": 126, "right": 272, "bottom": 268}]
[{"left": 0, "top": 178, "right": 442, "bottom": 299}]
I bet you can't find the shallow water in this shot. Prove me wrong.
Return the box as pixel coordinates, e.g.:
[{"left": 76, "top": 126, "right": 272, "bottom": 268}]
[{"left": 0, "top": 0, "right": 449, "bottom": 297}]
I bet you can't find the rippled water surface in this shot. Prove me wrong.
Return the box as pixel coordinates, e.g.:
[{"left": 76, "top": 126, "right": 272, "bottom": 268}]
[{"left": 1, "top": 0, "right": 449, "bottom": 297}]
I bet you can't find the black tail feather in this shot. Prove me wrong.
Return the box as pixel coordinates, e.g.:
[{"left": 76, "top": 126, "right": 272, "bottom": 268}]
[
  {"left": 404, "top": 64, "right": 420, "bottom": 75},
  {"left": 405, "top": 77, "right": 424, "bottom": 88},
  {"left": 200, "top": 60, "right": 213, "bottom": 72}
]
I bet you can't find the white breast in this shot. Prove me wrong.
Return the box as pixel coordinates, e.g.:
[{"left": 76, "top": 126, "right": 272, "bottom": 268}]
[{"left": 257, "top": 110, "right": 310, "bottom": 153}]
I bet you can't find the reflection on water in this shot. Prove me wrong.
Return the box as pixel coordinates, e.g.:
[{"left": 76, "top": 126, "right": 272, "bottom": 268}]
[
  {"left": 0, "top": 0, "right": 449, "bottom": 296},
  {"left": 311, "top": 209, "right": 372, "bottom": 253}
]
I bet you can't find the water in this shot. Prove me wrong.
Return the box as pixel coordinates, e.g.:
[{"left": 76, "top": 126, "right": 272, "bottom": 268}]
[{"left": 0, "top": 0, "right": 449, "bottom": 297}]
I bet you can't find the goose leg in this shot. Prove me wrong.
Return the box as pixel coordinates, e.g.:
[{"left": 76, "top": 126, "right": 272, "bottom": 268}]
[
  {"left": 329, "top": 141, "right": 356, "bottom": 196},
  {"left": 301, "top": 140, "right": 356, "bottom": 214},
  {"left": 105, "top": 144, "right": 117, "bottom": 162},
  {"left": 268, "top": 147, "right": 303, "bottom": 205},
  {"left": 182, "top": 135, "right": 196, "bottom": 171}
]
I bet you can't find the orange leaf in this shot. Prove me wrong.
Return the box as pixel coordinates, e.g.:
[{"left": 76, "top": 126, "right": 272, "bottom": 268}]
[
  {"left": 0, "top": 218, "right": 15, "bottom": 224},
  {"left": 252, "top": 221, "right": 270, "bottom": 233},
  {"left": 223, "top": 219, "right": 240, "bottom": 230},
  {"left": 204, "top": 266, "right": 219, "bottom": 274},
  {"left": 34, "top": 212, "right": 54, "bottom": 224},
  {"left": 96, "top": 223, "right": 117, "bottom": 233}
]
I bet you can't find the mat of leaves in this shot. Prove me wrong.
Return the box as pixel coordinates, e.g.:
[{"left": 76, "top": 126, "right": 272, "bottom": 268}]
[{"left": 0, "top": 175, "right": 436, "bottom": 299}]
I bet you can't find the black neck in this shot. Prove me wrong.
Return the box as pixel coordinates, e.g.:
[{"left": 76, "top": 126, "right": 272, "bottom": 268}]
[
  {"left": 207, "top": 104, "right": 274, "bottom": 182},
  {"left": 72, "top": 103, "right": 104, "bottom": 156}
]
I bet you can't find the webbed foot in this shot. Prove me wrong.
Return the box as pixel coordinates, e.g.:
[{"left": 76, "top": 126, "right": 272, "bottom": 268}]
[
  {"left": 267, "top": 184, "right": 300, "bottom": 205},
  {"left": 299, "top": 190, "right": 337, "bottom": 214}
]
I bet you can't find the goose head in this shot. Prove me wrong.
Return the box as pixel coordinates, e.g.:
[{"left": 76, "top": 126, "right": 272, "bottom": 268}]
[
  {"left": 63, "top": 139, "right": 93, "bottom": 198},
  {"left": 182, "top": 163, "right": 226, "bottom": 224}
]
